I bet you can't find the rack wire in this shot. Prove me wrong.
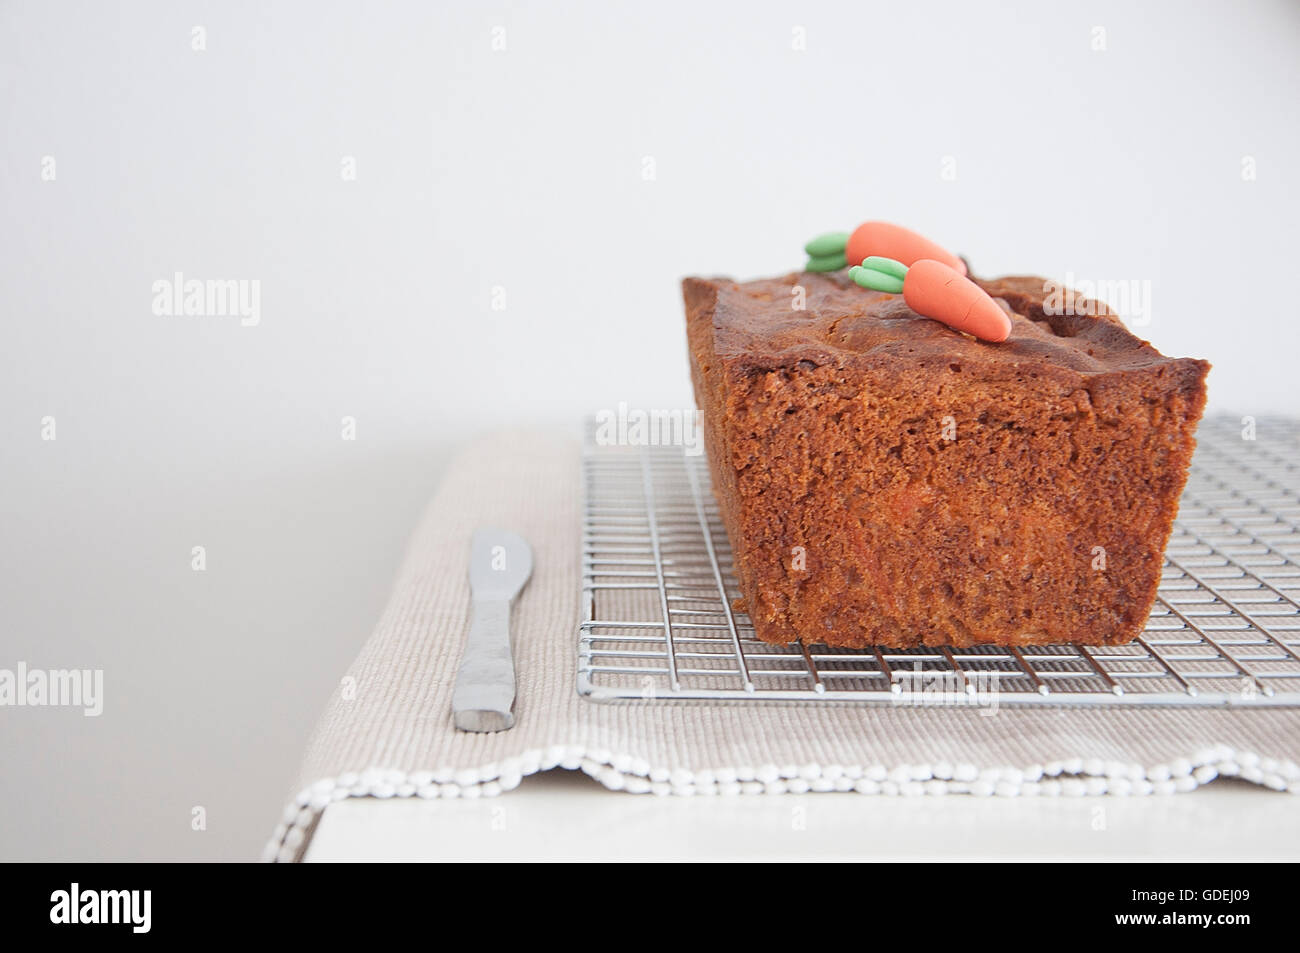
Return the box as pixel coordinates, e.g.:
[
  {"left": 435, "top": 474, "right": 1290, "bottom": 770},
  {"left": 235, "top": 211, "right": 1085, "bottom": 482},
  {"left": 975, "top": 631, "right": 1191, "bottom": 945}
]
[{"left": 578, "top": 415, "right": 1300, "bottom": 707}]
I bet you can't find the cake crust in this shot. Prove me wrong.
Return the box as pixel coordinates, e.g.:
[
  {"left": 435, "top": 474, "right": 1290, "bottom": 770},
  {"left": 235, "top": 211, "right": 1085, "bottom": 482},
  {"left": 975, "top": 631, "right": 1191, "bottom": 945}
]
[{"left": 685, "top": 270, "right": 1209, "bottom": 648}]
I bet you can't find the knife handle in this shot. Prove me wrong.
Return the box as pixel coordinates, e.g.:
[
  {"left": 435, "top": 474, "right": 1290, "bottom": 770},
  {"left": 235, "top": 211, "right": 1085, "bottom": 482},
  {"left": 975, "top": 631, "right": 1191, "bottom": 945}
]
[{"left": 452, "top": 598, "right": 517, "bottom": 732}]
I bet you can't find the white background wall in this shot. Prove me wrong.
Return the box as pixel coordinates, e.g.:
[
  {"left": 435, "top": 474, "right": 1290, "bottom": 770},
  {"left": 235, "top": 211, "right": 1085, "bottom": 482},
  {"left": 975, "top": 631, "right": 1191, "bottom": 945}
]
[{"left": 1, "top": 0, "right": 1296, "bottom": 860}]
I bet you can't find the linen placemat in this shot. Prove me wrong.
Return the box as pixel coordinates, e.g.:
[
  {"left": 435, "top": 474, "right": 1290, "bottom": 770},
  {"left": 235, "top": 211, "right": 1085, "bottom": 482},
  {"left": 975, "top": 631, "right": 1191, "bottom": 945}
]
[{"left": 264, "top": 430, "right": 1300, "bottom": 862}]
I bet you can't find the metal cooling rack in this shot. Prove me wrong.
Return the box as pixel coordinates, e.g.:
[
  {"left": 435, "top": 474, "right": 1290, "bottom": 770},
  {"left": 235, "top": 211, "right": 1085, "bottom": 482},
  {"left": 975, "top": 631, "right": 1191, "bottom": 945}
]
[{"left": 578, "top": 415, "right": 1300, "bottom": 706}]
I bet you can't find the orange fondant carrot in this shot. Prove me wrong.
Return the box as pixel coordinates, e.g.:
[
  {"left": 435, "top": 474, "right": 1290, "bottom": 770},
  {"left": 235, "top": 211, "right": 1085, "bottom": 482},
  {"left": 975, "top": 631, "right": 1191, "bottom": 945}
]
[
  {"left": 845, "top": 222, "right": 967, "bottom": 276},
  {"left": 851, "top": 257, "right": 1011, "bottom": 342}
]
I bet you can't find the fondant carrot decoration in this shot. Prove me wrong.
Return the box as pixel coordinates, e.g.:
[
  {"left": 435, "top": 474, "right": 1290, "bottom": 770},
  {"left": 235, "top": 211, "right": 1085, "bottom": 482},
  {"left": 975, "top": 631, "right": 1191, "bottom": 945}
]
[
  {"left": 851, "top": 256, "right": 1011, "bottom": 343},
  {"left": 804, "top": 221, "right": 967, "bottom": 276}
]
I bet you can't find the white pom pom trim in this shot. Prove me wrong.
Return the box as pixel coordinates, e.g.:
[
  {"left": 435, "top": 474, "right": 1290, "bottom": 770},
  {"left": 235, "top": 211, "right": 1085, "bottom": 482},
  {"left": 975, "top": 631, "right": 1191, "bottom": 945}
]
[{"left": 263, "top": 744, "right": 1298, "bottom": 861}]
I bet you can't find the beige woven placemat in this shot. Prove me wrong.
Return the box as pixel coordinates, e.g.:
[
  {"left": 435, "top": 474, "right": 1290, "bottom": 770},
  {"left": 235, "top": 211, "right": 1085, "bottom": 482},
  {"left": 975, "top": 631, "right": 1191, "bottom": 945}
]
[{"left": 264, "top": 431, "right": 1300, "bottom": 862}]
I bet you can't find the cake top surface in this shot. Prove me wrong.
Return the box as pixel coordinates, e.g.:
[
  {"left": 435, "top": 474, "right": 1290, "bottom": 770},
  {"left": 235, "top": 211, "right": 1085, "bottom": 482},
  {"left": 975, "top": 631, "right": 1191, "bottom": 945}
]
[{"left": 685, "top": 270, "right": 1201, "bottom": 384}]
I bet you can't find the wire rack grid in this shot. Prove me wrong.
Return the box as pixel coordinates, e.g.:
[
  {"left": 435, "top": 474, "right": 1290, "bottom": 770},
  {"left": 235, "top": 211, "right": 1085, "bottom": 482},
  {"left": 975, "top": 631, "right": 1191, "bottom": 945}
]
[{"left": 578, "top": 415, "right": 1300, "bottom": 707}]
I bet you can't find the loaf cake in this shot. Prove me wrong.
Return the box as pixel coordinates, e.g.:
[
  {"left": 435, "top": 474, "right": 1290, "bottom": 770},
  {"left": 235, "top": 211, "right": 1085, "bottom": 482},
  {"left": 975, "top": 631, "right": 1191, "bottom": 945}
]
[{"left": 684, "top": 269, "right": 1209, "bottom": 648}]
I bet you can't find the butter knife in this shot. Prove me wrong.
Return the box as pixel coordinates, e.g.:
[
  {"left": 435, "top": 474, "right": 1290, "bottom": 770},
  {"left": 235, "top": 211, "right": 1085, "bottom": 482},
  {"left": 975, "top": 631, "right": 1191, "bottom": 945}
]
[{"left": 452, "top": 528, "right": 534, "bottom": 732}]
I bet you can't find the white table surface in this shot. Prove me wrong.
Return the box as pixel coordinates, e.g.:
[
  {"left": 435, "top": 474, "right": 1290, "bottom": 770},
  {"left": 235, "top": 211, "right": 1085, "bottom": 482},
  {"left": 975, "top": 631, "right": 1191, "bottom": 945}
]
[{"left": 305, "top": 769, "right": 1300, "bottom": 862}]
